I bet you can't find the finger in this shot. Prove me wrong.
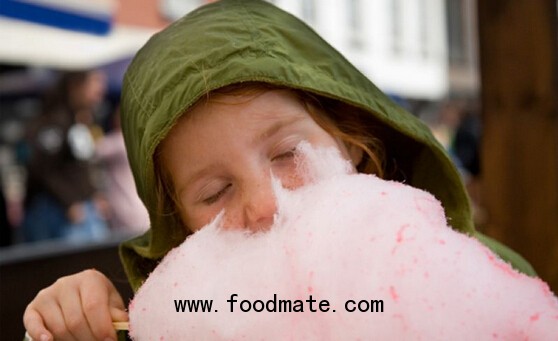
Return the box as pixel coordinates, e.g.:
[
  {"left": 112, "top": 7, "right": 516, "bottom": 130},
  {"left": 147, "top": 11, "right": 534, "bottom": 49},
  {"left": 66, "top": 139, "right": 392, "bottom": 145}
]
[
  {"left": 42, "top": 301, "right": 77, "bottom": 341},
  {"left": 110, "top": 306, "right": 129, "bottom": 323},
  {"left": 81, "top": 289, "right": 115, "bottom": 340},
  {"left": 26, "top": 291, "right": 75, "bottom": 341},
  {"left": 109, "top": 289, "right": 126, "bottom": 311},
  {"left": 59, "top": 287, "right": 96, "bottom": 341},
  {"left": 23, "top": 307, "right": 53, "bottom": 341},
  {"left": 107, "top": 282, "right": 128, "bottom": 322},
  {"left": 80, "top": 273, "right": 118, "bottom": 340}
]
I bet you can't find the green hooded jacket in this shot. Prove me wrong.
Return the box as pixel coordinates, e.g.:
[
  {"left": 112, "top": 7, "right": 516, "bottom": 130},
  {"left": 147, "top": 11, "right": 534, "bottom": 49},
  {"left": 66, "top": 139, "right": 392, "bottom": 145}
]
[{"left": 119, "top": 0, "right": 535, "bottom": 292}]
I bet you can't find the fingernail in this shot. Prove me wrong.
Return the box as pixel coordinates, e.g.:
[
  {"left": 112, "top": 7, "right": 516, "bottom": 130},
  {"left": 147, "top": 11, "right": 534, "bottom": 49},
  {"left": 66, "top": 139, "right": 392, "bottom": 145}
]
[{"left": 40, "top": 334, "right": 50, "bottom": 341}]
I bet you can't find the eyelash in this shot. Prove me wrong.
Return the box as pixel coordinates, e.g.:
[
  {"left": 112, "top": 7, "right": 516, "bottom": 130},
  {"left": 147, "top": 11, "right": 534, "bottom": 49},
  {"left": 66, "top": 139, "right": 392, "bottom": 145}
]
[
  {"left": 272, "top": 148, "right": 296, "bottom": 161},
  {"left": 202, "top": 183, "right": 231, "bottom": 205}
]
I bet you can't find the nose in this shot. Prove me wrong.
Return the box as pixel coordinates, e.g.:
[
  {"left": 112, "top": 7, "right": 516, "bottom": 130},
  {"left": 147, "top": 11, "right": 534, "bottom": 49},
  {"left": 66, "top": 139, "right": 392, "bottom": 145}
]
[{"left": 242, "top": 173, "right": 277, "bottom": 232}]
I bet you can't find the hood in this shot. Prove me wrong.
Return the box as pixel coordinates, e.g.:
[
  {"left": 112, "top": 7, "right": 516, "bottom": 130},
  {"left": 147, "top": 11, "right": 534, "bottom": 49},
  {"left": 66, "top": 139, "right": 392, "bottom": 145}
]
[{"left": 120, "top": 0, "right": 534, "bottom": 291}]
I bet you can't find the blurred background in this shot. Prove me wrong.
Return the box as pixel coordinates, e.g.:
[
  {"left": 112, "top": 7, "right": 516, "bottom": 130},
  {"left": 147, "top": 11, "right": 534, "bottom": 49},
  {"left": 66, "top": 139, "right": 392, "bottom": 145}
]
[{"left": 0, "top": 0, "right": 556, "bottom": 338}]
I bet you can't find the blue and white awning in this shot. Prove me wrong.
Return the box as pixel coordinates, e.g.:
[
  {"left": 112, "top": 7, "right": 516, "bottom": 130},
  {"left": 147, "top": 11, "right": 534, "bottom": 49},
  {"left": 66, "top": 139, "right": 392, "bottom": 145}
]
[
  {"left": 0, "top": 0, "right": 116, "bottom": 35},
  {"left": 0, "top": 0, "right": 157, "bottom": 70}
]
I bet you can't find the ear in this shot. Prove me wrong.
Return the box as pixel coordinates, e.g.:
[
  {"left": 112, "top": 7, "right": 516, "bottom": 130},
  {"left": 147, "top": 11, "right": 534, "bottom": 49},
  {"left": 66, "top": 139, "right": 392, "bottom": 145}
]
[{"left": 347, "top": 143, "right": 364, "bottom": 168}]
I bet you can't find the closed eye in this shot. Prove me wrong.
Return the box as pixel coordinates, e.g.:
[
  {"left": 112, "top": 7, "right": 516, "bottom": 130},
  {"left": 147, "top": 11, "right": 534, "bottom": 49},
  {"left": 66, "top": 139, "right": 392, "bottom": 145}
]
[
  {"left": 202, "top": 184, "right": 231, "bottom": 205},
  {"left": 272, "top": 148, "right": 296, "bottom": 162}
]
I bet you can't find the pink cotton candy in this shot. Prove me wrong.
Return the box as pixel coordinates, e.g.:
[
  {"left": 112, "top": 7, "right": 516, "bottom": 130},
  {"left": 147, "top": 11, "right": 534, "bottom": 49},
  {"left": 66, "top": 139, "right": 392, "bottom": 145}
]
[{"left": 129, "top": 144, "right": 558, "bottom": 340}]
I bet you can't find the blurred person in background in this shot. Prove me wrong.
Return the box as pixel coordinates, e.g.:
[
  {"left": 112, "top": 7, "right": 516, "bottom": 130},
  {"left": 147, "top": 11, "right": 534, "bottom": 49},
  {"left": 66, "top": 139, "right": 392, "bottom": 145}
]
[
  {"left": 0, "top": 183, "right": 12, "bottom": 246},
  {"left": 452, "top": 102, "right": 481, "bottom": 181},
  {"left": 95, "top": 108, "right": 149, "bottom": 234},
  {"left": 22, "top": 70, "right": 110, "bottom": 243},
  {"left": 424, "top": 100, "right": 484, "bottom": 226},
  {"left": 427, "top": 101, "right": 463, "bottom": 165},
  {"left": 451, "top": 102, "right": 484, "bottom": 226}
]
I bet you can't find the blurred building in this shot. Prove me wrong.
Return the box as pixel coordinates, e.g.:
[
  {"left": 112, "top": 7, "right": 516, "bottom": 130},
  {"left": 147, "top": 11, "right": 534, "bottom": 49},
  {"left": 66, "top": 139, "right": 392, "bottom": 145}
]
[
  {"left": 2, "top": 0, "right": 480, "bottom": 100},
  {"left": 272, "top": 0, "right": 449, "bottom": 100},
  {"left": 164, "top": 0, "right": 454, "bottom": 100},
  {"left": 445, "top": 0, "right": 479, "bottom": 98}
]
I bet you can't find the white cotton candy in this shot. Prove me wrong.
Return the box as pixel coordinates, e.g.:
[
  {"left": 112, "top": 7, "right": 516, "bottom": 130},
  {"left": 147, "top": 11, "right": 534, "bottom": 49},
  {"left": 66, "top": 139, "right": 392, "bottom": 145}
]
[{"left": 129, "top": 144, "right": 558, "bottom": 340}]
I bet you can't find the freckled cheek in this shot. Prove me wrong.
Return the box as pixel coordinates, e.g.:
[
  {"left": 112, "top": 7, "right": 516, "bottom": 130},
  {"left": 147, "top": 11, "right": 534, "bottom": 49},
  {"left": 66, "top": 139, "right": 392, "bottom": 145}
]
[
  {"left": 180, "top": 206, "right": 222, "bottom": 233},
  {"left": 195, "top": 199, "right": 245, "bottom": 231},
  {"left": 273, "top": 164, "right": 305, "bottom": 190},
  {"left": 281, "top": 170, "right": 305, "bottom": 190}
]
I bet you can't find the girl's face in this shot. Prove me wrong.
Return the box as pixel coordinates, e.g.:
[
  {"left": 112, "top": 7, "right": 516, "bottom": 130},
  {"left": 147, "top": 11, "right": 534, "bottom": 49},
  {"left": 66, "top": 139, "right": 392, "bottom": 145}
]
[{"left": 160, "top": 90, "right": 362, "bottom": 232}]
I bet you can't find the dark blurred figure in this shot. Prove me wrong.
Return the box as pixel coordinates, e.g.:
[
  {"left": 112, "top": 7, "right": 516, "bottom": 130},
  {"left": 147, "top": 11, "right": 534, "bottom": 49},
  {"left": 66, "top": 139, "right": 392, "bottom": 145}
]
[
  {"left": 449, "top": 101, "right": 484, "bottom": 226},
  {"left": 22, "top": 70, "right": 109, "bottom": 243},
  {"left": 452, "top": 104, "right": 481, "bottom": 178},
  {"left": 423, "top": 100, "right": 484, "bottom": 226},
  {"left": 0, "top": 185, "right": 12, "bottom": 246}
]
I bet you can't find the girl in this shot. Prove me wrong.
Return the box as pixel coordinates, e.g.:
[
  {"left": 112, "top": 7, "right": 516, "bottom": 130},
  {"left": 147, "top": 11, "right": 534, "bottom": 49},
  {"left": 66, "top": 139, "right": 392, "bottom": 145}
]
[{"left": 24, "top": 1, "right": 535, "bottom": 340}]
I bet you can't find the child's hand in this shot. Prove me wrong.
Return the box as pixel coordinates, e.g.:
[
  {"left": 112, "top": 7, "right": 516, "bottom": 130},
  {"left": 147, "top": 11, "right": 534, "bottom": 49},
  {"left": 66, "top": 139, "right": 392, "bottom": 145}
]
[{"left": 23, "top": 269, "right": 128, "bottom": 341}]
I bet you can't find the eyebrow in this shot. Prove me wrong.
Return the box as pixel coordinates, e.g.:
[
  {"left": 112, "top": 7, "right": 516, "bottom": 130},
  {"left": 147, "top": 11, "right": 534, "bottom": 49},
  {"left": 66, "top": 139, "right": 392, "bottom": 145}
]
[{"left": 252, "top": 115, "right": 305, "bottom": 145}]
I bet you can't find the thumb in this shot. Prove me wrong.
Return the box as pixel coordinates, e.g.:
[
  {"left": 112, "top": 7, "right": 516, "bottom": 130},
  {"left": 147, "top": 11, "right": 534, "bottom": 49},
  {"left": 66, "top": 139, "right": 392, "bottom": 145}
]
[
  {"left": 108, "top": 290, "right": 128, "bottom": 322},
  {"left": 110, "top": 306, "right": 129, "bottom": 322}
]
